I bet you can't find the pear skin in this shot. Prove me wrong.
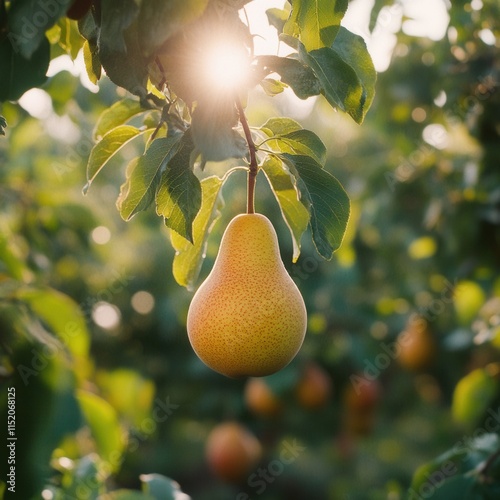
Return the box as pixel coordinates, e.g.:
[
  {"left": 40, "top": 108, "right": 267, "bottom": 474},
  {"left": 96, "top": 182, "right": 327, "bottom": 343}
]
[{"left": 187, "top": 213, "right": 307, "bottom": 377}]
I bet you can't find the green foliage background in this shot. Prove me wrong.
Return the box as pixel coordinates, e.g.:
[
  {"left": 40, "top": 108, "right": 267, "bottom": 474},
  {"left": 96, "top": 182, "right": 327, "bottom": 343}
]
[{"left": 1, "top": 0, "right": 500, "bottom": 499}]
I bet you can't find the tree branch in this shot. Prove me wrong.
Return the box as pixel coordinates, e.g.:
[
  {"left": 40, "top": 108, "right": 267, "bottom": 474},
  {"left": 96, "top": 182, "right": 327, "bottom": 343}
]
[{"left": 235, "top": 97, "right": 258, "bottom": 214}]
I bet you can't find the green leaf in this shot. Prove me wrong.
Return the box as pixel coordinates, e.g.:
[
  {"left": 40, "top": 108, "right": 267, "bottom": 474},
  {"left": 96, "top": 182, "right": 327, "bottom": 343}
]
[
  {"left": 6, "top": 0, "right": 73, "bottom": 58},
  {"left": 156, "top": 131, "right": 202, "bottom": 242},
  {"left": 97, "top": 0, "right": 148, "bottom": 96},
  {"left": 330, "top": 27, "right": 377, "bottom": 117},
  {"left": 280, "top": 153, "right": 350, "bottom": 259},
  {"left": 410, "top": 461, "right": 459, "bottom": 497},
  {"left": 83, "top": 39, "right": 101, "bottom": 84},
  {"left": 284, "top": 0, "right": 348, "bottom": 51},
  {"left": 94, "top": 98, "right": 147, "bottom": 140},
  {"left": 171, "top": 175, "right": 225, "bottom": 289},
  {"left": 0, "top": 36, "right": 50, "bottom": 102},
  {"left": 261, "top": 156, "right": 310, "bottom": 262},
  {"left": 266, "top": 7, "right": 290, "bottom": 34},
  {"left": 15, "top": 286, "right": 91, "bottom": 382},
  {"left": 260, "top": 78, "right": 287, "bottom": 96},
  {"left": 117, "top": 136, "right": 181, "bottom": 221},
  {"left": 452, "top": 367, "right": 500, "bottom": 427},
  {"left": 260, "top": 117, "right": 303, "bottom": 137},
  {"left": 410, "top": 434, "right": 500, "bottom": 495},
  {"left": 141, "top": 473, "right": 191, "bottom": 500},
  {"left": 76, "top": 390, "right": 126, "bottom": 473},
  {"left": 99, "top": 0, "right": 139, "bottom": 54},
  {"left": 137, "top": 0, "right": 209, "bottom": 56},
  {"left": 56, "top": 18, "right": 85, "bottom": 60},
  {"left": 86, "top": 125, "right": 146, "bottom": 191},
  {"left": 191, "top": 96, "right": 248, "bottom": 164},
  {"left": 299, "top": 44, "right": 366, "bottom": 124},
  {"left": 275, "top": 130, "right": 327, "bottom": 165},
  {"left": 257, "top": 55, "right": 321, "bottom": 100},
  {"left": 78, "top": 9, "right": 99, "bottom": 42},
  {"left": 416, "top": 476, "right": 476, "bottom": 500}
]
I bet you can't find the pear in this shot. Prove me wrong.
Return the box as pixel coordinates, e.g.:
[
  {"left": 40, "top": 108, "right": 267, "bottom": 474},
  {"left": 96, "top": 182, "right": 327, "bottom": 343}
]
[{"left": 187, "top": 213, "right": 307, "bottom": 377}]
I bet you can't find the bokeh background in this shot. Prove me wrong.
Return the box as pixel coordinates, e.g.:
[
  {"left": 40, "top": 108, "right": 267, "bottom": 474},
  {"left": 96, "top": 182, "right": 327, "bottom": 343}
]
[{"left": 1, "top": 0, "right": 500, "bottom": 499}]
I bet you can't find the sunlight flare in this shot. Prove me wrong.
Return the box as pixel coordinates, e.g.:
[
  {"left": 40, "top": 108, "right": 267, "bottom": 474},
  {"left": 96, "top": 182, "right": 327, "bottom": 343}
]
[{"left": 201, "top": 40, "right": 251, "bottom": 93}]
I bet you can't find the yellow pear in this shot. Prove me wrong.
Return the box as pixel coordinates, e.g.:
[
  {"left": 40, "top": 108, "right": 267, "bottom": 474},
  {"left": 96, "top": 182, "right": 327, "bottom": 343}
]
[{"left": 187, "top": 213, "right": 307, "bottom": 377}]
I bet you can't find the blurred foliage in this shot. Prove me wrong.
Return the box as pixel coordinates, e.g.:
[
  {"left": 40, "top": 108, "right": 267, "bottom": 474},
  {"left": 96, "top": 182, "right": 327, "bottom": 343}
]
[{"left": 1, "top": 0, "right": 500, "bottom": 499}]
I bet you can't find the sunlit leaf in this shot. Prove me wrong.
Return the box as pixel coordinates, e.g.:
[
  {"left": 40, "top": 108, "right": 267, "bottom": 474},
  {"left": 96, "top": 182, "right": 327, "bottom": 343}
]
[
  {"left": 171, "top": 175, "right": 226, "bottom": 289},
  {"left": 299, "top": 43, "right": 366, "bottom": 124},
  {"left": 259, "top": 78, "right": 287, "bottom": 96},
  {"left": 76, "top": 390, "right": 126, "bottom": 473},
  {"left": 94, "top": 99, "right": 147, "bottom": 140},
  {"left": 275, "top": 130, "right": 327, "bottom": 165},
  {"left": 283, "top": 0, "right": 348, "bottom": 51},
  {"left": 261, "top": 156, "right": 310, "bottom": 262},
  {"left": 156, "top": 131, "right": 202, "bottom": 242},
  {"left": 141, "top": 473, "right": 191, "bottom": 500},
  {"left": 257, "top": 55, "right": 321, "bottom": 100},
  {"left": 83, "top": 39, "right": 101, "bottom": 84},
  {"left": 57, "top": 18, "right": 85, "bottom": 60},
  {"left": 260, "top": 117, "right": 302, "bottom": 137},
  {"left": 330, "top": 27, "right": 377, "bottom": 118},
  {"left": 280, "top": 153, "right": 350, "bottom": 259},
  {"left": 118, "top": 136, "right": 181, "bottom": 221},
  {"left": 266, "top": 7, "right": 290, "bottom": 34},
  {"left": 261, "top": 119, "right": 327, "bottom": 164},
  {"left": 86, "top": 126, "right": 147, "bottom": 191}
]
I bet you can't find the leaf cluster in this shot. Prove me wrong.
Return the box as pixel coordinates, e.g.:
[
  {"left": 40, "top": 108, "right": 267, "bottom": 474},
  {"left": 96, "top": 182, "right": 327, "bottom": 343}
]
[
  {"left": 0, "top": 1, "right": 377, "bottom": 287},
  {"left": 73, "top": 0, "right": 376, "bottom": 287}
]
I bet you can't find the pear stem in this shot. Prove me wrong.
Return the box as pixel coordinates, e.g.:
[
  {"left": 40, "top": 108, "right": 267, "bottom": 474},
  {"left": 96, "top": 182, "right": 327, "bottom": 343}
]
[{"left": 236, "top": 97, "right": 258, "bottom": 214}]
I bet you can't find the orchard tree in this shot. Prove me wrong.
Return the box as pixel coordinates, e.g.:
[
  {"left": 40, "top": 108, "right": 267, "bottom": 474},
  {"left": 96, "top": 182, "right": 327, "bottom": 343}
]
[{"left": 1, "top": 0, "right": 500, "bottom": 499}]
